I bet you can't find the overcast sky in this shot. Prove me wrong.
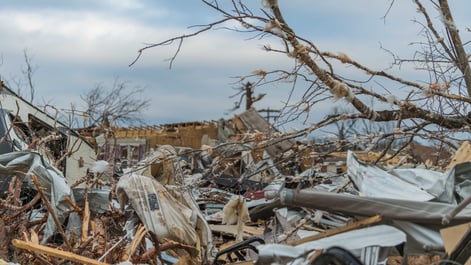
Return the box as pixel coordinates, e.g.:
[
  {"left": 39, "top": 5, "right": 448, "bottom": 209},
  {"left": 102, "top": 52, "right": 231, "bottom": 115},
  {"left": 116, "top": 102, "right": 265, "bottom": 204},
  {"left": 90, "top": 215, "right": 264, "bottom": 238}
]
[{"left": 0, "top": 1, "right": 470, "bottom": 130}]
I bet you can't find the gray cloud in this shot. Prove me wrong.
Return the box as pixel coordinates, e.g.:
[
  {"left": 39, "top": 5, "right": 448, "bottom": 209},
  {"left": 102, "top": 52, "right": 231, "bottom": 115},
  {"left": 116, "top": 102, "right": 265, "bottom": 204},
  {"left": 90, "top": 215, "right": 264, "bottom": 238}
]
[{"left": 0, "top": 0, "right": 470, "bottom": 128}]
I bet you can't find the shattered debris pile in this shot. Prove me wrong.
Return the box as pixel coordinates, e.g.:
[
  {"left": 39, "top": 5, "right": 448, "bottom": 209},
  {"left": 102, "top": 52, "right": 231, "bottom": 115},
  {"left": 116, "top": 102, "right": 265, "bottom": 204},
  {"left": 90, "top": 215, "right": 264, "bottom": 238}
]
[{"left": 1, "top": 107, "right": 471, "bottom": 264}]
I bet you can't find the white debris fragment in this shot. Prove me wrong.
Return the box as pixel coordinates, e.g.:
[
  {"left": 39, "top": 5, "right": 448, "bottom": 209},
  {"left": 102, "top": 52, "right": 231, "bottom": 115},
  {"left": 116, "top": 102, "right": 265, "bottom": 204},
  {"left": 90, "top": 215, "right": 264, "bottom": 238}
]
[
  {"left": 261, "top": 0, "right": 278, "bottom": 9},
  {"left": 90, "top": 160, "right": 111, "bottom": 174},
  {"left": 385, "top": 94, "right": 398, "bottom": 107}
]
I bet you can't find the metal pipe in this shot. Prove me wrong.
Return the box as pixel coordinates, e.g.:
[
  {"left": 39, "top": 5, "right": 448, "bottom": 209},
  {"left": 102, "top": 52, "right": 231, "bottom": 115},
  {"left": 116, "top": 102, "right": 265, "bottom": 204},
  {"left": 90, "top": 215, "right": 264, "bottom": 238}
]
[{"left": 279, "top": 188, "right": 471, "bottom": 226}]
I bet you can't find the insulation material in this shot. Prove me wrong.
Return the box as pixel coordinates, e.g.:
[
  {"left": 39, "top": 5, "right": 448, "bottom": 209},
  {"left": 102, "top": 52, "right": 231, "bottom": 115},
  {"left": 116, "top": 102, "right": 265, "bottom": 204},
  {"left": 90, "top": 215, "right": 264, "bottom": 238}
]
[
  {"left": 116, "top": 173, "right": 198, "bottom": 245},
  {"left": 222, "top": 195, "right": 250, "bottom": 241},
  {"left": 222, "top": 195, "right": 250, "bottom": 225}
]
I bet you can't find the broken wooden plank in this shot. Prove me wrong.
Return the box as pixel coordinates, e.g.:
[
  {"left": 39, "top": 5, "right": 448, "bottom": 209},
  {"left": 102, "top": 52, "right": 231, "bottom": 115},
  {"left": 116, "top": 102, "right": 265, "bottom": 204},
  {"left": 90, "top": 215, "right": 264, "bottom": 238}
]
[
  {"left": 12, "top": 239, "right": 108, "bottom": 265},
  {"left": 210, "top": 224, "right": 264, "bottom": 239},
  {"left": 81, "top": 194, "right": 90, "bottom": 242},
  {"left": 448, "top": 228, "right": 471, "bottom": 265},
  {"left": 225, "top": 261, "right": 254, "bottom": 265},
  {"left": 288, "top": 215, "right": 382, "bottom": 246},
  {"left": 440, "top": 222, "right": 471, "bottom": 265},
  {"left": 121, "top": 224, "right": 147, "bottom": 262},
  {"left": 217, "top": 240, "right": 240, "bottom": 261},
  {"left": 447, "top": 140, "right": 471, "bottom": 170}
]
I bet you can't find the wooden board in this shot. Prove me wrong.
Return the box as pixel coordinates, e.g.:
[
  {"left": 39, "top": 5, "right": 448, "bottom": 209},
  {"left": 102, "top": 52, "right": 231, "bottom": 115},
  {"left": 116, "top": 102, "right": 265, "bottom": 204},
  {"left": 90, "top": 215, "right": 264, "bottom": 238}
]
[{"left": 440, "top": 222, "right": 471, "bottom": 265}]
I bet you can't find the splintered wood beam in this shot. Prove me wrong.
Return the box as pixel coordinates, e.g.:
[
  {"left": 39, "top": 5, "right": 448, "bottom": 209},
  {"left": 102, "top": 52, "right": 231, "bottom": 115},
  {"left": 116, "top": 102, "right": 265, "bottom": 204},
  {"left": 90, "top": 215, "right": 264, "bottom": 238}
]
[
  {"left": 12, "top": 239, "right": 109, "bottom": 265},
  {"left": 81, "top": 194, "right": 90, "bottom": 243},
  {"left": 65, "top": 195, "right": 83, "bottom": 213},
  {"left": 288, "top": 214, "right": 382, "bottom": 246}
]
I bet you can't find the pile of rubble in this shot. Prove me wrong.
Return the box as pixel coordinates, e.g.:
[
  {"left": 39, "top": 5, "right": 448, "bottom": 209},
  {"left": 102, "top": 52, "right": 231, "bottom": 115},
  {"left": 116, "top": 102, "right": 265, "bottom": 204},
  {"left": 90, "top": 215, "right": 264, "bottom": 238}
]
[
  {"left": 1, "top": 71, "right": 469, "bottom": 264},
  {"left": 1, "top": 133, "right": 471, "bottom": 265}
]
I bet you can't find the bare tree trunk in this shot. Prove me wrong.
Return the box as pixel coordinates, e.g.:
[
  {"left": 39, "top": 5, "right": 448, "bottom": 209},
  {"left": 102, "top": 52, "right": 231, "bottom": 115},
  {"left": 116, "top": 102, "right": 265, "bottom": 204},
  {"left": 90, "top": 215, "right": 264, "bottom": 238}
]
[{"left": 439, "top": 0, "right": 471, "bottom": 96}]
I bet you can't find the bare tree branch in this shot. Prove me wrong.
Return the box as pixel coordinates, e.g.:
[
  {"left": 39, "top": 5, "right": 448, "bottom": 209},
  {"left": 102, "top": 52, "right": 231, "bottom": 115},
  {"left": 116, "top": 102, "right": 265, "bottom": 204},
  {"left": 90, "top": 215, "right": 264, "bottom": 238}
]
[
  {"left": 80, "top": 78, "right": 151, "bottom": 128},
  {"left": 130, "top": 0, "right": 471, "bottom": 159}
]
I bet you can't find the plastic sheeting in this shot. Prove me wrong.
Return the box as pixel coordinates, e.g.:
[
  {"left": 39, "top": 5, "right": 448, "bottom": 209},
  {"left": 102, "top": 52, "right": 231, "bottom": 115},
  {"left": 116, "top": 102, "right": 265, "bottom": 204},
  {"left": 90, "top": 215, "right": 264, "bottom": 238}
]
[
  {"left": 0, "top": 151, "right": 80, "bottom": 242},
  {"left": 116, "top": 173, "right": 198, "bottom": 245},
  {"left": 167, "top": 184, "right": 214, "bottom": 261},
  {"left": 73, "top": 187, "right": 112, "bottom": 214},
  {"left": 118, "top": 146, "right": 215, "bottom": 262}
]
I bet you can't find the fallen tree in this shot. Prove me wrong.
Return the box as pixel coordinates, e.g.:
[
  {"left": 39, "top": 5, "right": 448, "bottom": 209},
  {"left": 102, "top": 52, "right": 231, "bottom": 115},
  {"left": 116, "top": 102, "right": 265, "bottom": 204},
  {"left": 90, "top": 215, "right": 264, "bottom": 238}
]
[{"left": 131, "top": 0, "right": 471, "bottom": 162}]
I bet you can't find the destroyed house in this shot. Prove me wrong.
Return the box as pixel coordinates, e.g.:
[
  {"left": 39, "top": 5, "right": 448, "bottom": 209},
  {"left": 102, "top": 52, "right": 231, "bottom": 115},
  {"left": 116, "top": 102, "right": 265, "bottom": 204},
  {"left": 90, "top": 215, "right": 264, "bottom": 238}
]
[
  {"left": 0, "top": 81, "right": 96, "bottom": 185},
  {"left": 96, "top": 108, "right": 294, "bottom": 169},
  {"left": 96, "top": 121, "right": 219, "bottom": 167}
]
